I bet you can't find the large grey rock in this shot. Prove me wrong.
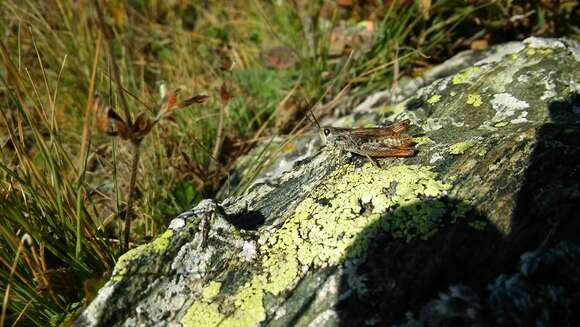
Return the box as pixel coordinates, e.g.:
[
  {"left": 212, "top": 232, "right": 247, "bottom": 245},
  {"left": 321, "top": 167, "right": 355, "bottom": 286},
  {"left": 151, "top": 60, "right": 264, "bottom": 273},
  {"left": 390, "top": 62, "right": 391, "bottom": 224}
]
[{"left": 75, "top": 37, "right": 580, "bottom": 327}]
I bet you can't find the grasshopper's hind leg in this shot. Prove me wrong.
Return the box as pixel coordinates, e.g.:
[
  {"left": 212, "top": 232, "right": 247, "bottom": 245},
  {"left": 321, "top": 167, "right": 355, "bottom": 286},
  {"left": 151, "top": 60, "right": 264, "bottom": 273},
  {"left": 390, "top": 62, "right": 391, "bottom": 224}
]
[{"left": 365, "top": 154, "right": 381, "bottom": 168}]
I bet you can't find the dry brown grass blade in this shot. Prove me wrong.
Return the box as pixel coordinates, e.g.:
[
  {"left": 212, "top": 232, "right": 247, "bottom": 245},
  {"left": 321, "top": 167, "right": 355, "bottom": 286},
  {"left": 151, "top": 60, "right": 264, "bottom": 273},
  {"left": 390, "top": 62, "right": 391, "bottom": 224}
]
[
  {"left": 79, "top": 33, "right": 102, "bottom": 173},
  {"left": 91, "top": 0, "right": 132, "bottom": 126},
  {"left": 0, "top": 235, "right": 26, "bottom": 327}
]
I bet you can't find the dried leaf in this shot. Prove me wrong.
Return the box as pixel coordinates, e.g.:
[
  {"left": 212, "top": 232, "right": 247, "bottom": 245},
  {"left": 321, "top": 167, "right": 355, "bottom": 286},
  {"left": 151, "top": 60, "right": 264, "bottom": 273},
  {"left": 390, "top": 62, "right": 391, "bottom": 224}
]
[
  {"left": 261, "top": 46, "right": 298, "bottom": 70},
  {"left": 107, "top": 108, "right": 125, "bottom": 124},
  {"left": 95, "top": 105, "right": 109, "bottom": 134},
  {"left": 165, "top": 93, "right": 178, "bottom": 113},
  {"left": 177, "top": 94, "right": 209, "bottom": 108},
  {"left": 470, "top": 39, "right": 489, "bottom": 50},
  {"left": 94, "top": 100, "right": 127, "bottom": 137},
  {"left": 219, "top": 84, "right": 231, "bottom": 104},
  {"left": 113, "top": 119, "right": 130, "bottom": 139},
  {"left": 336, "top": 0, "right": 353, "bottom": 8},
  {"left": 133, "top": 112, "right": 153, "bottom": 138}
]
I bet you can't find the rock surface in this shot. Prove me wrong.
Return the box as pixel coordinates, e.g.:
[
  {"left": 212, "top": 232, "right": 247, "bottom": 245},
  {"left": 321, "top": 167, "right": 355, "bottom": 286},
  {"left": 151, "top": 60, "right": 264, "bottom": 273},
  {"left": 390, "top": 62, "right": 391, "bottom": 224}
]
[{"left": 75, "top": 37, "right": 580, "bottom": 327}]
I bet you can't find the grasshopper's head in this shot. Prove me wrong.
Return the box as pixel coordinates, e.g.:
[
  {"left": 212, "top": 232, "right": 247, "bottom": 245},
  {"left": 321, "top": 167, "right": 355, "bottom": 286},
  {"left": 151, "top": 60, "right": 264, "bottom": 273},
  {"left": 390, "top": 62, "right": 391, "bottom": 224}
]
[{"left": 320, "top": 127, "right": 341, "bottom": 147}]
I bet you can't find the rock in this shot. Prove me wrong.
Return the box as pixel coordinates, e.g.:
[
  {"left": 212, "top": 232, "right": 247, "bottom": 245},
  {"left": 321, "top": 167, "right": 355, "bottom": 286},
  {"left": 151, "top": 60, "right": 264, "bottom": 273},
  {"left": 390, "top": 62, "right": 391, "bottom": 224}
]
[
  {"left": 399, "top": 241, "right": 580, "bottom": 326},
  {"left": 75, "top": 37, "right": 580, "bottom": 327}
]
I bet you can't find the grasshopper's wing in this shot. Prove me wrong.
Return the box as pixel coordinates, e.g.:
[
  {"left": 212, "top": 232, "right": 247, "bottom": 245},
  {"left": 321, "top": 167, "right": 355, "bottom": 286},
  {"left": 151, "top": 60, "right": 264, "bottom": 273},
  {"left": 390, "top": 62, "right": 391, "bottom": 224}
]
[
  {"left": 347, "top": 119, "right": 411, "bottom": 138},
  {"left": 383, "top": 119, "right": 411, "bottom": 134},
  {"left": 358, "top": 142, "right": 417, "bottom": 157}
]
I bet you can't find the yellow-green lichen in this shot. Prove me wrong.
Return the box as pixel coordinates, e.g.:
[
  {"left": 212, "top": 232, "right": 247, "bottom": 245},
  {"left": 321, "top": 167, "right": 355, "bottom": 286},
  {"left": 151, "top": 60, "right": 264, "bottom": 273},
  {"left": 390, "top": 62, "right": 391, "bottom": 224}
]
[
  {"left": 412, "top": 137, "right": 433, "bottom": 145},
  {"left": 466, "top": 94, "right": 483, "bottom": 107},
  {"left": 526, "top": 48, "right": 553, "bottom": 56},
  {"left": 112, "top": 229, "right": 174, "bottom": 281},
  {"left": 449, "top": 140, "right": 478, "bottom": 155},
  {"left": 450, "top": 91, "right": 457, "bottom": 97},
  {"left": 181, "top": 301, "right": 224, "bottom": 327},
  {"left": 202, "top": 281, "right": 222, "bottom": 301},
  {"left": 494, "top": 121, "right": 509, "bottom": 128},
  {"left": 427, "top": 94, "right": 442, "bottom": 105},
  {"left": 182, "top": 164, "right": 452, "bottom": 326},
  {"left": 452, "top": 67, "right": 481, "bottom": 85}
]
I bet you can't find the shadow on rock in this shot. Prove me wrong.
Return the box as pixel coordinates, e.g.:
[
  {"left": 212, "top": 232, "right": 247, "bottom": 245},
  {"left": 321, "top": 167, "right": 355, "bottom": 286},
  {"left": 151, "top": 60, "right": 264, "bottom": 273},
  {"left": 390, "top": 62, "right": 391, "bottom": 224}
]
[
  {"left": 335, "top": 198, "right": 502, "bottom": 326},
  {"left": 336, "top": 93, "right": 580, "bottom": 326}
]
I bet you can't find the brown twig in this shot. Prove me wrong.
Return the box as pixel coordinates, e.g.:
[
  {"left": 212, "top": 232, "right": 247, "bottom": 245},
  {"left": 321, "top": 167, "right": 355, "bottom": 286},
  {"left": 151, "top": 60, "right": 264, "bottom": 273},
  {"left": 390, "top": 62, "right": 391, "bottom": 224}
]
[{"left": 123, "top": 144, "right": 140, "bottom": 252}]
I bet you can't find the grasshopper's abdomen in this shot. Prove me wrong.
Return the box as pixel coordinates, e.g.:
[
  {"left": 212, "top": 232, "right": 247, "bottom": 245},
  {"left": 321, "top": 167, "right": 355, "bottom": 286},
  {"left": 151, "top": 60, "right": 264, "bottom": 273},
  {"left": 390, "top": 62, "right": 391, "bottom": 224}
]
[{"left": 371, "top": 136, "right": 410, "bottom": 147}]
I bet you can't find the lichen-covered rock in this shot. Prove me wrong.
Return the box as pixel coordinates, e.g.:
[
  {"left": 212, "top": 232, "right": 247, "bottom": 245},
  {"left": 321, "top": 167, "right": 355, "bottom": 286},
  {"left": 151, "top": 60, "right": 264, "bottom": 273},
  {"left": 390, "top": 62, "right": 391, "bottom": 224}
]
[
  {"left": 75, "top": 37, "right": 580, "bottom": 327},
  {"left": 399, "top": 241, "right": 580, "bottom": 326}
]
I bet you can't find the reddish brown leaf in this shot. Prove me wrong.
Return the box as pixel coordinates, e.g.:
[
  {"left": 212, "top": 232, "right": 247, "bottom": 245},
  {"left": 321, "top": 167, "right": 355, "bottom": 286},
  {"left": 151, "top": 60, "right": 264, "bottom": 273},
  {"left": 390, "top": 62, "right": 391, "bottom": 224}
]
[
  {"left": 165, "top": 93, "right": 178, "bottom": 113},
  {"left": 95, "top": 105, "right": 109, "bottom": 134},
  {"left": 114, "top": 120, "right": 130, "bottom": 139},
  {"left": 177, "top": 94, "right": 209, "bottom": 108},
  {"left": 336, "top": 0, "right": 353, "bottom": 8},
  {"left": 219, "top": 84, "right": 231, "bottom": 104},
  {"left": 133, "top": 112, "right": 153, "bottom": 138}
]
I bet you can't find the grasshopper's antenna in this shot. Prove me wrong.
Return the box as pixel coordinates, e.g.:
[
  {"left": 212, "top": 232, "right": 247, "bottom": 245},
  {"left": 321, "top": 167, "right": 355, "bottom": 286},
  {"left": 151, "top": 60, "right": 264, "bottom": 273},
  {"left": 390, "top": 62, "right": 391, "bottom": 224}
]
[{"left": 309, "top": 108, "right": 321, "bottom": 130}]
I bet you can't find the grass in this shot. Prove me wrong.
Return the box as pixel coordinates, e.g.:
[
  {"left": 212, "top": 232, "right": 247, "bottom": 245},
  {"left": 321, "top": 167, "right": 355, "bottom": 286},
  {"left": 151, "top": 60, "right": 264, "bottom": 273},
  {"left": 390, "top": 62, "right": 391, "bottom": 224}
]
[{"left": 0, "top": 0, "right": 577, "bottom": 325}]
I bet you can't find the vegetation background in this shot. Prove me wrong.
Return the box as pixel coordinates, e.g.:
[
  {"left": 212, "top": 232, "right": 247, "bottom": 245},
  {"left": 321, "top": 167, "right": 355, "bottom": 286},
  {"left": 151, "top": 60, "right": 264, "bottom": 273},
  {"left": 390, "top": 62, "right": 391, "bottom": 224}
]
[{"left": 0, "top": 0, "right": 577, "bottom": 325}]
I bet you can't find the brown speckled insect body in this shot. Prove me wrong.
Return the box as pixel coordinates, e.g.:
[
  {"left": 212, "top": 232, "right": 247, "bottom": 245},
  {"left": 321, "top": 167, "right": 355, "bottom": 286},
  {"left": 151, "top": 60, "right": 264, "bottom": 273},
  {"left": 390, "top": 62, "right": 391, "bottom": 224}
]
[
  {"left": 319, "top": 119, "right": 416, "bottom": 167},
  {"left": 321, "top": 120, "right": 416, "bottom": 158}
]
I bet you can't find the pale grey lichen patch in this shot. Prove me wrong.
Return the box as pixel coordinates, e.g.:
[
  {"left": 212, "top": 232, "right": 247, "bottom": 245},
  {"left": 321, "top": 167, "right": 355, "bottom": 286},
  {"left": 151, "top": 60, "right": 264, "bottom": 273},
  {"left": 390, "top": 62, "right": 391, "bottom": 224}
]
[
  {"left": 307, "top": 309, "right": 339, "bottom": 327},
  {"left": 524, "top": 36, "right": 566, "bottom": 49},
  {"left": 489, "top": 56, "right": 541, "bottom": 92},
  {"left": 540, "top": 74, "right": 557, "bottom": 101},
  {"left": 422, "top": 118, "right": 444, "bottom": 131},
  {"left": 475, "top": 41, "right": 525, "bottom": 65},
  {"left": 193, "top": 199, "right": 219, "bottom": 217},
  {"left": 510, "top": 111, "right": 529, "bottom": 124},
  {"left": 77, "top": 282, "right": 116, "bottom": 326},
  {"left": 240, "top": 241, "right": 258, "bottom": 262},
  {"left": 517, "top": 74, "right": 529, "bottom": 83},
  {"left": 430, "top": 153, "right": 444, "bottom": 164},
  {"left": 490, "top": 93, "right": 530, "bottom": 123},
  {"left": 172, "top": 242, "right": 215, "bottom": 278},
  {"left": 169, "top": 218, "right": 186, "bottom": 230}
]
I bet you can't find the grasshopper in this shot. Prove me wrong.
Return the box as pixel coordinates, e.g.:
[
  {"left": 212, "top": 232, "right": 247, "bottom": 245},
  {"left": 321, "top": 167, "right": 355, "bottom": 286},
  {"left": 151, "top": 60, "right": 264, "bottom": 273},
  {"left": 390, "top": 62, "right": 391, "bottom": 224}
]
[{"left": 312, "top": 114, "right": 417, "bottom": 167}]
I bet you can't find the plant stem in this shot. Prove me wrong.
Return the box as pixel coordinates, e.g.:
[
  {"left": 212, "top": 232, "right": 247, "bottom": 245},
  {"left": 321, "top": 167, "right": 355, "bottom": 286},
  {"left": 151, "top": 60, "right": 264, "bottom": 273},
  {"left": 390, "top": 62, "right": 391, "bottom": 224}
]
[
  {"left": 210, "top": 103, "right": 226, "bottom": 174},
  {"left": 123, "top": 142, "right": 140, "bottom": 251}
]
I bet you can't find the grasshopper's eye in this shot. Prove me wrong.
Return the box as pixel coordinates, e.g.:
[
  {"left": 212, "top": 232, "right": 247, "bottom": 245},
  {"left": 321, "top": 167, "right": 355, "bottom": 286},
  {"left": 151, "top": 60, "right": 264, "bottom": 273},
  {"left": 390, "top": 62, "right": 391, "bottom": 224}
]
[{"left": 324, "top": 128, "right": 331, "bottom": 136}]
